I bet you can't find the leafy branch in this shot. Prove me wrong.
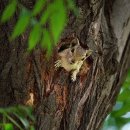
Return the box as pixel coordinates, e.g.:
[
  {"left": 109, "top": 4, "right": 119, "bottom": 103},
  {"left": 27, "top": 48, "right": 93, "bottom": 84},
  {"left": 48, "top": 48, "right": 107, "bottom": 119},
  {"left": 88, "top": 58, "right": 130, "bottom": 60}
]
[
  {"left": 1, "top": 0, "right": 77, "bottom": 56},
  {"left": 0, "top": 105, "right": 35, "bottom": 130}
]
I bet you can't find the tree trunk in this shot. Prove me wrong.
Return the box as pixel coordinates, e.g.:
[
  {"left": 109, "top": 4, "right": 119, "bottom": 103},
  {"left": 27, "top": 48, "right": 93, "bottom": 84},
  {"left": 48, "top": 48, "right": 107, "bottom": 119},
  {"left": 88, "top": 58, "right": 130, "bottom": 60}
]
[{"left": 0, "top": 0, "right": 130, "bottom": 130}]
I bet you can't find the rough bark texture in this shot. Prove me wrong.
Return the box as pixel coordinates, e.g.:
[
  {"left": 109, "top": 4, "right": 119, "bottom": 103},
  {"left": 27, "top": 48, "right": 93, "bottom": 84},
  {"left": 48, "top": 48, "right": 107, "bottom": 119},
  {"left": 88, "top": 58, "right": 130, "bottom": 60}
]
[{"left": 0, "top": 0, "right": 130, "bottom": 130}]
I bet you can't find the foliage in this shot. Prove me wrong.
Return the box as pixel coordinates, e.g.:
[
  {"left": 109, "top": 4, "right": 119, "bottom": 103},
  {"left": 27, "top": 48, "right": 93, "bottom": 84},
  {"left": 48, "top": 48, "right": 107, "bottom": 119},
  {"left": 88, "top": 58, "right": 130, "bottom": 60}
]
[
  {"left": 102, "top": 70, "right": 130, "bottom": 130},
  {"left": 0, "top": 105, "right": 35, "bottom": 130},
  {"left": 0, "top": 0, "right": 77, "bottom": 129},
  {"left": 0, "top": 0, "right": 77, "bottom": 56}
]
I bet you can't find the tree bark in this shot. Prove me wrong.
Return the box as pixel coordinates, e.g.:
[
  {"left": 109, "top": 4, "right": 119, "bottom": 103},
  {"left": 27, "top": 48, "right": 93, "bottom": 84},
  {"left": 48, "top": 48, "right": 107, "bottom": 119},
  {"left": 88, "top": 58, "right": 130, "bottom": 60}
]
[{"left": 0, "top": 0, "right": 130, "bottom": 130}]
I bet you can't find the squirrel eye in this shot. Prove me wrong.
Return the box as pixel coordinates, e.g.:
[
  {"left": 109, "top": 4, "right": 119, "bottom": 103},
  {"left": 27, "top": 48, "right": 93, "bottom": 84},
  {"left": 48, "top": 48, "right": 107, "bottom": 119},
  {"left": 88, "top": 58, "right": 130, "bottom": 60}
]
[{"left": 71, "top": 42, "right": 77, "bottom": 47}]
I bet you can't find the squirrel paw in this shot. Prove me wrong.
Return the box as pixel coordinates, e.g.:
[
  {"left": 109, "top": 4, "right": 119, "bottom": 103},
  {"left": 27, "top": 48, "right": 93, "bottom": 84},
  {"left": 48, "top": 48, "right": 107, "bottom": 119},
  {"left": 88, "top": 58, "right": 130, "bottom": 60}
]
[
  {"left": 55, "top": 60, "right": 62, "bottom": 68},
  {"left": 71, "top": 73, "right": 76, "bottom": 82}
]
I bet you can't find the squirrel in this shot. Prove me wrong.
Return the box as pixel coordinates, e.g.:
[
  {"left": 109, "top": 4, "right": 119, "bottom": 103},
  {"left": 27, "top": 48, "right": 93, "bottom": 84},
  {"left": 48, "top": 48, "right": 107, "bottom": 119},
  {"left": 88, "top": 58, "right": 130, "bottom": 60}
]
[{"left": 55, "top": 37, "right": 92, "bottom": 82}]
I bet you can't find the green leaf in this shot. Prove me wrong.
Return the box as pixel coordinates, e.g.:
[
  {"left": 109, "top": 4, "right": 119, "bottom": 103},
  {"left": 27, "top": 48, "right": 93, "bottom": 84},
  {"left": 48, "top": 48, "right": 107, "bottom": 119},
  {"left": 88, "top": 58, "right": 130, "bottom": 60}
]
[
  {"left": 106, "top": 116, "right": 116, "bottom": 126},
  {"left": 12, "top": 105, "right": 34, "bottom": 121},
  {"left": 118, "top": 89, "right": 130, "bottom": 101},
  {"left": 30, "top": 18, "right": 38, "bottom": 26},
  {"left": 126, "top": 70, "right": 130, "bottom": 83},
  {"left": 32, "top": 0, "right": 46, "bottom": 16},
  {"left": 2, "top": 107, "right": 17, "bottom": 113},
  {"left": 41, "top": 29, "right": 52, "bottom": 57},
  {"left": 5, "top": 114, "right": 23, "bottom": 130},
  {"left": 1, "top": 0, "right": 17, "bottom": 22},
  {"left": 115, "top": 117, "right": 130, "bottom": 129},
  {"left": 4, "top": 123, "right": 14, "bottom": 130},
  {"left": 111, "top": 102, "right": 130, "bottom": 117},
  {"left": 28, "top": 23, "right": 42, "bottom": 50},
  {"left": 17, "top": 106, "right": 34, "bottom": 121},
  {"left": 0, "top": 106, "right": 34, "bottom": 130},
  {"left": 30, "top": 125, "right": 35, "bottom": 130},
  {"left": 14, "top": 113, "right": 29, "bottom": 129},
  {"left": 40, "top": 8, "right": 51, "bottom": 25},
  {"left": 123, "top": 82, "right": 130, "bottom": 88},
  {"left": 0, "top": 108, "right": 5, "bottom": 113},
  {"left": 40, "top": 3, "right": 54, "bottom": 25},
  {"left": 11, "top": 8, "right": 31, "bottom": 39},
  {"left": 50, "top": 0, "right": 67, "bottom": 44}
]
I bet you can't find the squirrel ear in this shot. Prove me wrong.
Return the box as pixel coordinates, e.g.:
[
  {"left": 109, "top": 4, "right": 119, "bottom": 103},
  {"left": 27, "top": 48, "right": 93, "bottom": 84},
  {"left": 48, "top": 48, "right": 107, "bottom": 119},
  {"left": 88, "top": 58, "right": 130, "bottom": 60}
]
[
  {"left": 58, "top": 43, "right": 70, "bottom": 52},
  {"left": 70, "top": 38, "right": 79, "bottom": 47}
]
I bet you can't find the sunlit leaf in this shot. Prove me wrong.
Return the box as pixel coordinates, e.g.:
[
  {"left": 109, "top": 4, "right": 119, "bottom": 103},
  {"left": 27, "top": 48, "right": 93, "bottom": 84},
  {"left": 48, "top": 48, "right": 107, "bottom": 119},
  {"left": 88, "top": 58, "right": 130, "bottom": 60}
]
[
  {"left": 28, "top": 23, "right": 42, "bottom": 50},
  {"left": 41, "top": 29, "right": 52, "bottom": 57},
  {"left": 4, "top": 123, "right": 14, "bottom": 130},
  {"left": 40, "top": 3, "right": 54, "bottom": 25},
  {"left": 40, "top": 9, "right": 51, "bottom": 25},
  {"left": 32, "top": 0, "right": 46, "bottom": 16},
  {"left": 1, "top": 0, "right": 17, "bottom": 22},
  {"left": 5, "top": 114, "right": 23, "bottom": 130},
  {"left": 11, "top": 8, "right": 31, "bottom": 39},
  {"left": 50, "top": 0, "right": 67, "bottom": 44}
]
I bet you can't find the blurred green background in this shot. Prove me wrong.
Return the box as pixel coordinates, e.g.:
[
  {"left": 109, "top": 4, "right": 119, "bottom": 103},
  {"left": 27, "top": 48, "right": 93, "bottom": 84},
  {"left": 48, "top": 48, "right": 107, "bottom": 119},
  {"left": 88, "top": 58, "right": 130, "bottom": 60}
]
[{"left": 102, "top": 70, "right": 130, "bottom": 130}]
